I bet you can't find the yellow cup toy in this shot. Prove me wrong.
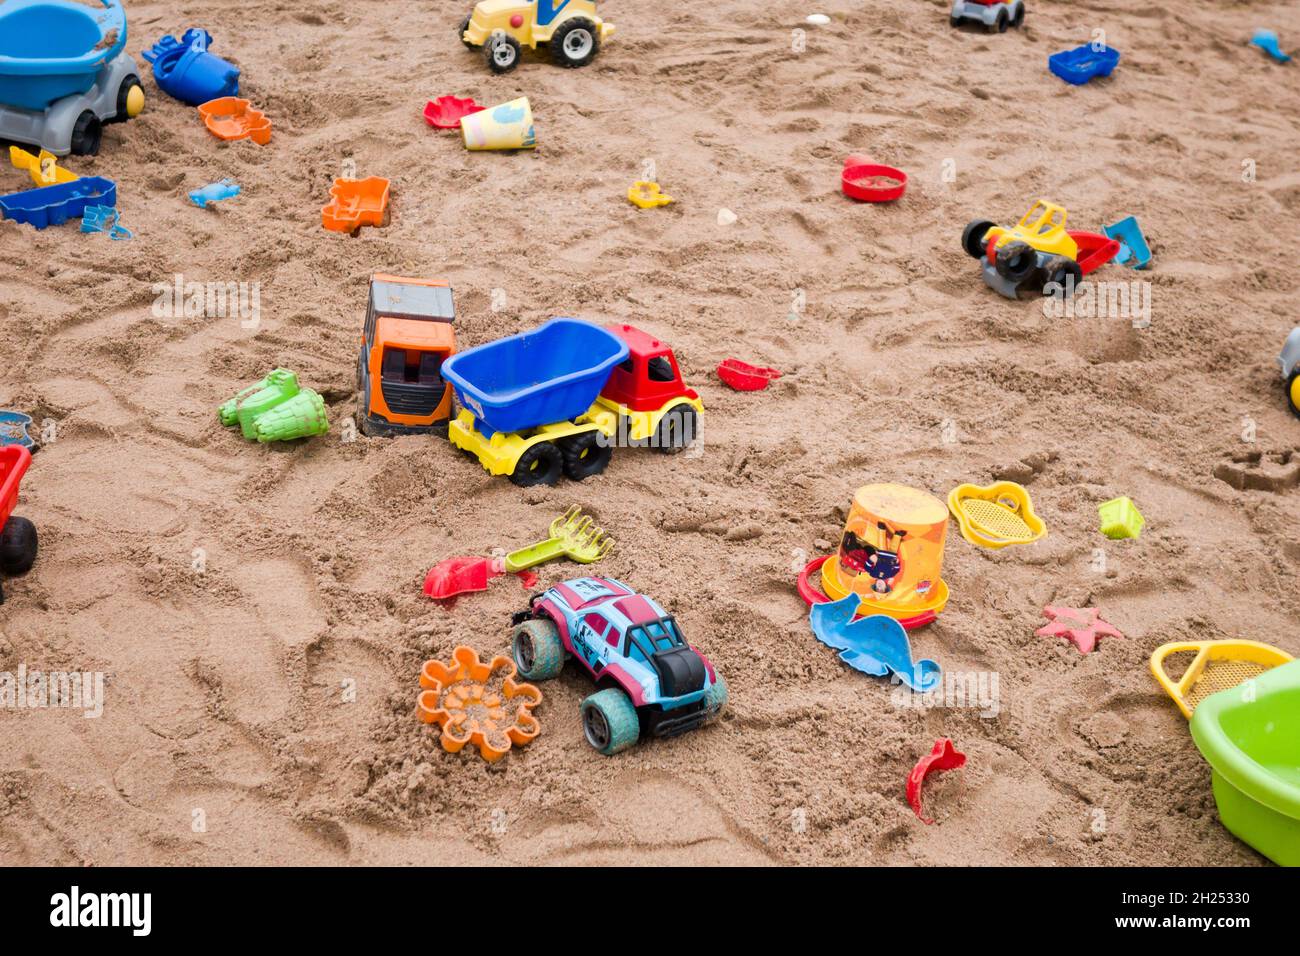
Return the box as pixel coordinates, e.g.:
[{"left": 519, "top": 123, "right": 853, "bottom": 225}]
[
  {"left": 460, "top": 97, "right": 536, "bottom": 151},
  {"left": 821, "top": 483, "right": 950, "bottom": 620}
]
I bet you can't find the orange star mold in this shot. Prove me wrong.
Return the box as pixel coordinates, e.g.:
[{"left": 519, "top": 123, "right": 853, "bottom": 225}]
[
  {"left": 417, "top": 646, "right": 541, "bottom": 762},
  {"left": 197, "top": 97, "right": 272, "bottom": 145}
]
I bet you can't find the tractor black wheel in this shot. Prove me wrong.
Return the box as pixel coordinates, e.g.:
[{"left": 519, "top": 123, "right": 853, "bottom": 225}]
[
  {"left": 654, "top": 405, "right": 698, "bottom": 455},
  {"left": 962, "top": 219, "right": 996, "bottom": 259},
  {"left": 989, "top": 10, "right": 1008, "bottom": 33},
  {"left": 0, "top": 516, "right": 38, "bottom": 575},
  {"left": 69, "top": 111, "right": 102, "bottom": 156},
  {"left": 1042, "top": 257, "right": 1083, "bottom": 298},
  {"left": 485, "top": 32, "right": 521, "bottom": 73},
  {"left": 458, "top": 12, "right": 475, "bottom": 48},
  {"left": 551, "top": 18, "right": 599, "bottom": 68},
  {"left": 509, "top": 441, "right": 563, "bottom": 486},
  {"left": 995, "top": 241, "right": 1039, "bottom": 282},
  {"left": 561, "top": 431, "right": 612, "bottom": 481},
  {"left": 1011, "top": 4, "right": 1025, "bottom": 28}
]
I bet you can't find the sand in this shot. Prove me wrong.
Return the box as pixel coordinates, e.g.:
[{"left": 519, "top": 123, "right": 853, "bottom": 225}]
[{"left": 1, "top": 0, "right": 1298, "bottom": 866}]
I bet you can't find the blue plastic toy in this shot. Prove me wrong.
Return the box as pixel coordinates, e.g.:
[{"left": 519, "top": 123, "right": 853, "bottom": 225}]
[
  {"left": 0, "top": 0, "right": 144, "bottom": 156},
  {"left": 0, "top": 410, "right": 34, "bottom": 449},
  {"left": 188, "top": 178, "right": 240, "bottom": 208},
  {"left": 1251, "top": 29, "right": 1292, "bottom": 64},
  {"left": 141, "top": 28, "right": 239, "bottom": 106},
  {"left": 809, "top": 593, "right": 942, "bottom": 692},
  {"left": 1103, "top": 216, "right": 1150, "bottom": 269},
  {"left": 0, "top": 175, "right": 115, "bottom": 228},
  {"left": 1049, "top": 43, "right": 1120, "bottom": 85},
  {"left": 441, "top": 319, "right": 630, "bottom": 435},
  {"left": 80, "top": 203, "right": 131, "bottom": 239}
]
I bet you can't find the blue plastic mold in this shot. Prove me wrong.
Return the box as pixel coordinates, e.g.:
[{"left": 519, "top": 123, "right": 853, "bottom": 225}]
[
  {"left": 80, "top": 203, "right": 131, "bottom": 238},
  {"left": 0, "top": 175, "right": 116, "bottom": 228},
  {"left": 1103, "top": 215, "right": 1150, "bottom": 269},
  {"left": 809, "top": 594, "right": 942, "bottom": 692},
  {"left": 1049, "top": 43, "right": 1120, "bottom": 85},
  {"left": 0, "top": 0, "right": 128, "bottom": 110},
  {"left": 441, "top": 319, "right": 630, "bottom": 435},
  {"left": 188, "top": 178, "right": 240, "bottom": 208},
  {"left": 142, "top": 28, "right": 239, "bottom": 106}
]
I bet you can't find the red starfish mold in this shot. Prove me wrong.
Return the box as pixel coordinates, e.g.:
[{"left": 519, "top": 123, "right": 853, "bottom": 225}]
[{"left": 1036, "top": 605, "right": 1124, "bottom": 655}]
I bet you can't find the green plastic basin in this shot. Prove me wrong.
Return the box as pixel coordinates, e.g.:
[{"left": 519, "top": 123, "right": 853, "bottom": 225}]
[{"left": 1190, "top": 659, "right": 1300, "bottom": 866}]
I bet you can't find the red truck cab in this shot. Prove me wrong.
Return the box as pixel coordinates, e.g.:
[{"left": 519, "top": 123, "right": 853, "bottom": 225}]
[{"left": 599, "top": 324, "right": 698, "bottom": 412}]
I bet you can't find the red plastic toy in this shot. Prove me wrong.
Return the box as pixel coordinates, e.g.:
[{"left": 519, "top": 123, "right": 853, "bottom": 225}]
[
  {"left": 717, "top": 358, "right": 781, "bottom": 391},
  {"left": 0, "top": 445, "right": 37, "bottom": 604},
  {"left": 907, "top": 738, "right": 966, "bottom": 824},
  {"left": 841, "top": 157, "right": 907, "bottom": 203},
  {"left": 423, "top": 556, "right": 536, "bottom": 599},
  {"left": 423, "top": 95, "right": 486, "bottom": 129},
  {"left": 598, "top": 324, "right": 698, "bottom": 414},
  {"left": 797, "top": 554, "right": 937, "bottom": 630}
]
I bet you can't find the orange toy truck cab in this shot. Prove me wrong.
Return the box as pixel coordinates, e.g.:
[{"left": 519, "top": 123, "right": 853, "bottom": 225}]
[
  {"left": 599, "top": 324, "right": 698, "bottom": 413},
  {"left": 357, "top": 274, "right": 457, "bottom": 437}
]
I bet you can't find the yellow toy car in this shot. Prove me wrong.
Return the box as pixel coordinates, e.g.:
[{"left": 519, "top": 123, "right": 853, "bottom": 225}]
[
  {"left": 458, "top": 0, "right": 614, "bottom": 74},
  {"left": 962, "top": 200, "right": 1088, "bottom": 296}
]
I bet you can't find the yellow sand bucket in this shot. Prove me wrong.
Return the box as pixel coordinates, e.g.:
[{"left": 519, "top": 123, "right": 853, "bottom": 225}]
[
  {"left": 460, "top": 97, "right": 536, "bottom": 151},
  {"left": 820, "top": 483, "right": 950, "bottom": 620}
]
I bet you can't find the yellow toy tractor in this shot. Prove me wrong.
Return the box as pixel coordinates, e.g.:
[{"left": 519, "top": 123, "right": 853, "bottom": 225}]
[{"left": 458, "top": 0, "right": 614, "bottom": 73}]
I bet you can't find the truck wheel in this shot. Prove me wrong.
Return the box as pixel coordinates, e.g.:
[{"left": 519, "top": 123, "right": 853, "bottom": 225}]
[
  {"left": 1287, "top": 371, "right": 1300, "bottom": 420},
  {"left": 551, "top": 18, "right": 599, "bottom": 68},
  {"left": 580, "top": 688, "right": 640, "bottom": 755},
  {"left": 562, "top": 432, "right": 612, "bottom": 480},
  {"left": 69, "top": 111, "right": 102, "bottom": 156},
  {"left": 509, "top": 441, "right": 563, "bottom": 486},
  {"left": 0, "top": 516, "right": 38, "bottom": 575},
  {"left": 486, "top": 33, "right": 521, "bottom": 73},
  {"left": 989, "top": 9, "right": 1008, "bottom": 33},
  {"left": 512, "top": 617, "right": 566, "bottom": 680},
  {"left": 1011, "top": 4, "right": 1025, "bottom": 27},
  {"left": 962, "top": 220, "right": 996, "bottom": 260},
  {"left": 703, "top": 673, "right": 728, "bottom": 721},
  {"left": 654, "top": 406, "right": 698, "bottom": 455},
  {"left": 1042, "top": 257, "right": 1082, "bottom": 297},
  {"left": 112, "top": 75, "right": 143, "bottom": 122},
  {"left": 457, "top": 12, "right": 475, "bottom": 48},
  {"left": 995, "top": 241, "right": 1038, "bottom": 283}
]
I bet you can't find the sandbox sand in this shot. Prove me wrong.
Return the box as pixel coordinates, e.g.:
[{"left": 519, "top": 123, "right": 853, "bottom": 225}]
[{"left": 1, "top": 0, "right": 1299, "bottom": 866}]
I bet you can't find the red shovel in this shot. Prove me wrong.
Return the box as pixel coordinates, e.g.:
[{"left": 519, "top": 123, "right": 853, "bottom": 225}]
[
  {"left": 717, "top": 358, "right": 782, "bottom": 391},
  {"left": 423, "top": 556, "right": 537, "bottom": 600}
]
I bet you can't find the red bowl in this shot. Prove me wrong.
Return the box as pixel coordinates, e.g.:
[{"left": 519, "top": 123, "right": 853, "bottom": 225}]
[{"left": 842, "top": 163, "right": 907, "bottom": 202}]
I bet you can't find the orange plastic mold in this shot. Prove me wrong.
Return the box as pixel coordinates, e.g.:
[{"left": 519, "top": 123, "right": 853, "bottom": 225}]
[
  {"left": 197, "top": 97, "right": 272, "bottom": 145},
  {"left": 417, "top": 646, "right": 541, "bottom": 762},
  {"left": 322, "top": 176, "right": 390, "bottom": 234}
]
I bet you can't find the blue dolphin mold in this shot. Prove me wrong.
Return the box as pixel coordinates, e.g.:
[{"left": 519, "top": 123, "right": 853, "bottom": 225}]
[{"left": 810, "top": 594, "right": 942, "bottom": 692}]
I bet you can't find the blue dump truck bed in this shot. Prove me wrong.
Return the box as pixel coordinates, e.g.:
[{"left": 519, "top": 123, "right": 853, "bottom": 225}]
[{"left": 441, "top": 319, "right": 629, "bottom": 435}]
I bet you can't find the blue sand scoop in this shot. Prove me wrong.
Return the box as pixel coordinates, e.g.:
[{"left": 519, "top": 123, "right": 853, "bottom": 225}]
[
  {"left": 809, "top": 594, "right": 942, "bottom": 692},
  {"left": 1251, "top": 29, "right": 1292, "bottom": 64},
  {"left": 1103, "top": 216, "right": 1150, "bottom": 270}
]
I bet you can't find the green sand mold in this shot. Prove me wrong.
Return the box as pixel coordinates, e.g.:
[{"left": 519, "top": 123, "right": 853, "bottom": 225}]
[
  {"left": 1191, "top": 659, "right": 1300, "bottom": 866},
  {"left": 219, "top": 369, "right": 329, "bottom": 443}
]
